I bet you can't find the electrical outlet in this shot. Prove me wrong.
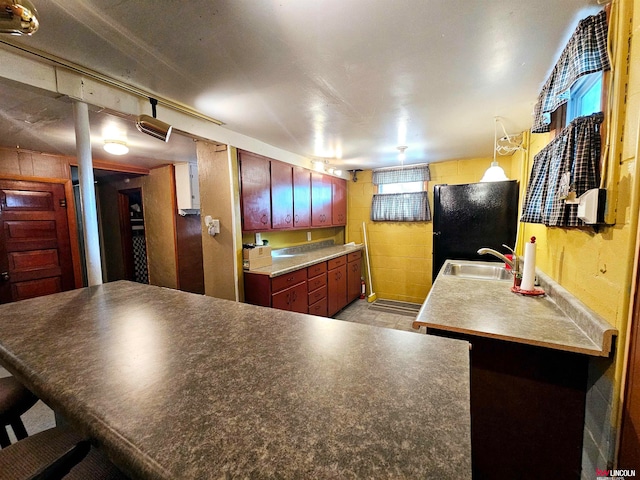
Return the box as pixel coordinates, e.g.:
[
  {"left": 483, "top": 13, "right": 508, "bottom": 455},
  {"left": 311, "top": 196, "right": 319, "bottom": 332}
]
[
  {"left": 307, "top": 231, "right": 312, "bottom": 242},
  {"left": 255, "top": 232, "right": 262, "bottom": 244}
]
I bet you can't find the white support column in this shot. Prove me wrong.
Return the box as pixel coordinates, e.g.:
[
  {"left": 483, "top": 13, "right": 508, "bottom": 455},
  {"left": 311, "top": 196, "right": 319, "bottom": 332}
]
[{"left": 73, "top": 100, "right": 103, "bottom": 286}]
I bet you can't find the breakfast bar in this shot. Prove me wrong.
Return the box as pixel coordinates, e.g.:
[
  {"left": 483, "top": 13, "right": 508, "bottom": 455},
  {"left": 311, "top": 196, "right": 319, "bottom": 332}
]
[{"left": 0, "top": 281, "right": 471, "bottom": 479}]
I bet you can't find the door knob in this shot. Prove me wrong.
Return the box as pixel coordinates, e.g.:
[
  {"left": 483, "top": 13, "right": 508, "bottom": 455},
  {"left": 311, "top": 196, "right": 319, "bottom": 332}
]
[{"left": 1, "top": 272, "right": 9, "bottom": 282}]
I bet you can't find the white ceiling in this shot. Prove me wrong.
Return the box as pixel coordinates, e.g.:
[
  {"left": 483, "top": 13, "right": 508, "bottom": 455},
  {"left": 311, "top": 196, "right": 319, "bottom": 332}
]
[{"left": 0, "top": 0, "right": 603, "bottom": 171}]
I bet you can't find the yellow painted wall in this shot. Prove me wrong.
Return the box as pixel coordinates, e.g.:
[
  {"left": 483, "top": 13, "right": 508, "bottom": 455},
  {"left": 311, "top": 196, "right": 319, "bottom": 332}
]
[
  {"left": 241, "top": 227, "right": 344, "bottom": 249},
  {"left": 346, "top": 156, "right": 517, "bottom": 303}
]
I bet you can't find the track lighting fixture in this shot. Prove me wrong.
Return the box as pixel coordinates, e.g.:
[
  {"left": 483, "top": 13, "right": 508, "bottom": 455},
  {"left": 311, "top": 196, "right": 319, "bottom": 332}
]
[
  {"left": 0, "top": 1, "right": 39, "bottom": 35},
  {"left": 136, "top": 98, "right": 172, "bottom": 142}
]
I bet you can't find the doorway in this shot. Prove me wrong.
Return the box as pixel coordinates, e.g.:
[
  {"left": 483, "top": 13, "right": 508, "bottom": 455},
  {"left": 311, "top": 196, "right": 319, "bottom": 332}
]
[{"left": 118, "top": 188, "right": 148, "bottom": 284}]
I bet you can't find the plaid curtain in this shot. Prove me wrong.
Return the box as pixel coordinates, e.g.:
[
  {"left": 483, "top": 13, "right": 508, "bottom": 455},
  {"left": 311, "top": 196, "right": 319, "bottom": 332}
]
[
  {"left": 372, "top": 164, "right": 430, "bottom": 184},
  {"left": 531, "top": 10, "right": 610, "bottom": 133},
  {"left": 521, "top": 113, "right": 603, "bottom": 226},
  {"left": 371, "top": 191, "right": 431, "bottom": 222}
]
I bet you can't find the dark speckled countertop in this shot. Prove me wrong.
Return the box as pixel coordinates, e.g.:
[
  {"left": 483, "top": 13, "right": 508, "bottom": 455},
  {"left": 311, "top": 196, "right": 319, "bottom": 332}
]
[
  {"left": 0, "top": 281, "right": 471, "bottom": 479},
  {"left": 414, "top": 260, "right": 616, "bottom": 357}
]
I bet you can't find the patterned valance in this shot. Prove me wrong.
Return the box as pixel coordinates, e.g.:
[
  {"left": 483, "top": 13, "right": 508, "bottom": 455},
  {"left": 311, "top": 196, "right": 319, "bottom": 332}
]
[
  {"left": 521, "top": 113, "right": 603, "bottom": 227},
  {"left": 371, "top": 191, "right": 431, "bottom": 222},
  {"left": 372, "top": 164, "right": 431, "bottom": 185},
  {"left": 531, "top": 10, "right": 610, "bottom": 133}
]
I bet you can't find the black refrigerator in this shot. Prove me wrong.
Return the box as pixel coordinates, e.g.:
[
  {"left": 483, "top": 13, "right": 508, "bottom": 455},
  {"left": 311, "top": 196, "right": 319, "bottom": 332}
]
[{"left": 432, "top": 180, "right": 519, "bottom": 281}]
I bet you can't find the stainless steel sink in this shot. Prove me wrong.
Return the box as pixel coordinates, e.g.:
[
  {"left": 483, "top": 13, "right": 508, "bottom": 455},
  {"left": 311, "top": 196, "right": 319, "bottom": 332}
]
[{"left": 443, "top": 261, "right": 512, "bottom": 281}]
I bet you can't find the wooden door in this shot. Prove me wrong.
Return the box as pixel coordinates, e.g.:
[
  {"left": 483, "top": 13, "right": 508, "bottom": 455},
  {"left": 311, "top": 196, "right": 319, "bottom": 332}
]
[
  {"left": 239, "top": 151, "right": 271, "bottom": 231},
  {"left": 0, "top": 180, "right": 75, "bottom": 303},
  {"left": 311, "top": 172, "right": 332, "bottom": 227},
  {"left": 271, "top": 161, "right": 294, "bottom": 229},
  {"left": 293, "top": 167, "right": 311, "bottom": 228},
  {"left": 332, "top": 177, "right": 347, "bottom": 225},
  {"left": 619, "top": 252, "right": 640, "bottom": 464}
]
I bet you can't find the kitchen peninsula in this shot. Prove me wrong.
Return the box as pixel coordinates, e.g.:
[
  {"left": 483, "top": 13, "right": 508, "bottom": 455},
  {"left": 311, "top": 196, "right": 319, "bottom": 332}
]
[
  {"left": 0, "top": 281, "right": 471, "bottom": 479},
  {"left": 414, "top": 259, "right": 617, "bottom": 479}
]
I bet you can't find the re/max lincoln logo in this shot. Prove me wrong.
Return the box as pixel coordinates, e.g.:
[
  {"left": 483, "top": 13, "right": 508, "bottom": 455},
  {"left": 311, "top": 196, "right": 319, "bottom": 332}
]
[{"left": 596, "top": 468, "right": 636, "bottom": 479}]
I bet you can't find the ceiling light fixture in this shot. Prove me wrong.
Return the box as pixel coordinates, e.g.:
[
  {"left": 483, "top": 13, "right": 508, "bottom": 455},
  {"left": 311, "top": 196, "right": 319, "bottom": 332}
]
[
  {"left": 136, "top": 97, "right": 172, "bottom": 142},
  {"left": 480, "top": 118, "right": 509, "bottom": 182},
  {"left": 103, "top": 139, "right": 129, "bottom": 156},
  {"left": 311, "top": 158, "right": 343, "bottom": 177},
  {"left": 0, "top": 1, "right": 39, "bottom": 36}
]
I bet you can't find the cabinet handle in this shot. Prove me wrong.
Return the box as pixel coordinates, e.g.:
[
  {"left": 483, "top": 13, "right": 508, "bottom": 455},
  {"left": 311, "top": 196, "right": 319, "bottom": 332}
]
[
  {"left": 294, "top": 214, "right": 299, "bottom": 223},
  {"left": 286, "top": 293, "right": 291, "bottom": 305},
  {"left": 292, "top": 291, "right": 297, "bottom": 302},
  {"left": 287, "top": 276, "right": 295, "bottom": 283},
  {"left": 286, "top": 214, "right": 292, "bottom": 223},
  {"left": 261, "top": 214, "right": 268, "bottom": 224}
]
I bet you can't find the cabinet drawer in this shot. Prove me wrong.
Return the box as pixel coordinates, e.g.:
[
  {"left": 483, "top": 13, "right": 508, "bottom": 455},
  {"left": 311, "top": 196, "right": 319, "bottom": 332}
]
[
  {"left": 327, "top": 255, "right": 346, "bottom": 270},
  {"left": 307, "top": 262, "right": 327, "bottom": 277},
  {"left": 308, "top": 285, "right": 327, "bottom": 305},
  {"left": 309, "top": 297, "right": 328, "bottom": 317},
  {"left": 307, "top": 273, "right": 327, "bottom": 292},
  {"left": 347, "top": 250, "right": 362, "bottom": 262},
  {"left": 272, "top": 269, "right": 307, "bottom": 293}
]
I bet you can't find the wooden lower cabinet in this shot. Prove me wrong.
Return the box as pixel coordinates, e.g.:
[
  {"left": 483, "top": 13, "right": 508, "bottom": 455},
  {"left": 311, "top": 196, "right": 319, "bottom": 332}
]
[
  {"left": 327, "top": 256, "right": 348, "bottom": 317},
  {"left": 346, "top": 251, "right": 362, "bottom": 303},
  {"left": 272, "top": 281, "right": 307, "bottom": 313},
  {"left": 244, "top": 252, "right": 361, "bottom": 318},
  {"left": 427, "top": 328, "right": 588, "bottom": 480}
]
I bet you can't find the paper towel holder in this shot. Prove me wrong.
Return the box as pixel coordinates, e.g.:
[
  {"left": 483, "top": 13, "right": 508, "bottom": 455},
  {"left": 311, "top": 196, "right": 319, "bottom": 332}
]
[{"left": 576, "top": 188, "right": 606, "bottom": 224}]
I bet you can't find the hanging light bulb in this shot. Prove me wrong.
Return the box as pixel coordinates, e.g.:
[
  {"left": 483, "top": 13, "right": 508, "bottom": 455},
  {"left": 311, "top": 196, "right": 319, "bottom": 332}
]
[
  {"left": 480, "top": 118, "right": 509, "bottom": 182},
  {"left": 397, "top": 146, "right": 408, "bottom": 164}
]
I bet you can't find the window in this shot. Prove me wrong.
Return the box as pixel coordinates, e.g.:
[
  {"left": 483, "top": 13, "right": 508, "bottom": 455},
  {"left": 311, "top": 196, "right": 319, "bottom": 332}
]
[
  {"left": 371, "top": 165, "right": 431, "bottom": 222},
  {"left": 567, "top": 72, "right": 603, "bottom": 124},
  {"left": 378, "top": 181, "right": 424, "bottom": 194}
]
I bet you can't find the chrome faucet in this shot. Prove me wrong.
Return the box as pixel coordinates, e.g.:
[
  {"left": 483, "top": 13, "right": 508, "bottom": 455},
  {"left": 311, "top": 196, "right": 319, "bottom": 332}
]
[{"left": 477, "top": 245, "right": 520, "bottom": 274}]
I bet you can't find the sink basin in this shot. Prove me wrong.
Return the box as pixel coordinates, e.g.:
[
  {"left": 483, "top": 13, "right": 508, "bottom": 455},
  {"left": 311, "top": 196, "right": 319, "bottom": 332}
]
[{"left": 443, "top": 262, "right": 512, "bottom": 281}]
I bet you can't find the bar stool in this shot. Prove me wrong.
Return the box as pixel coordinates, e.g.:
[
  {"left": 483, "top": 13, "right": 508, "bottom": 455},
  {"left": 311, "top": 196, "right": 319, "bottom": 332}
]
[
  {"left": 0, "top": 376, "right": 38, "bottom": 448},
  {"left": 0, "top": 426, "right": 129, "bottom": 480}
]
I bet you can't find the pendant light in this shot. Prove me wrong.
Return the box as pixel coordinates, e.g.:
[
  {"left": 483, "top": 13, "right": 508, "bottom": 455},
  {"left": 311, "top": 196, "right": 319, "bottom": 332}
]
[{"left": 480, "top": 118, "right": 509, "bottom": 182}]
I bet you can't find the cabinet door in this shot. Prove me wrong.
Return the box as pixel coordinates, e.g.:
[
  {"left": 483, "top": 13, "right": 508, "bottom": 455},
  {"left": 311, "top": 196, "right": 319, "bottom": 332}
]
[
  {"left": 293, "top": 166, "right": 311, "bottom": 228},
  {"left": 271, "top": 161, "right": 294, "bottom": 229},
  {"left": 311, "top": 172, "right": 332, "bottom": 227},
  {"left": 347, "top": 257, "right": 362, "bottom": 303},
  {"left": 239, "top": 151, "right": 271, "bottom": 231},
  {"left": 327, "top": 263, "right": 347, "bottom": 316},
  {"left": 332, "top": 177, "right": 347, "bottom": 225},
  {"left": 289, "top": 282, "right": 308, "bottom": 314},
  {"left": 272, "top": 281, "right": 307, "bottom": 313}
]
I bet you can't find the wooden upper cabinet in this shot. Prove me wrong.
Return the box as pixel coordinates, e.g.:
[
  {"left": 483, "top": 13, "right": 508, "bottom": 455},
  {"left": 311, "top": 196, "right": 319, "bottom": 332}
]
[
  {"left": 239, "top": 150, "right": 347, "bottom": 232},
  {"left": 293, "top": 166, "right": 311, "bottom": 228},
  {"left": 271, "top": 161, "right": 294, "bottom": 229},
  {"left": 332, "top": 177, "right": 347, "bottom": 226},
  {"left": 239, "top": 151, "right": 271, "bottom": 231},
  {"left": 311, "top": 172, "right": 332, "bottom": 227}
]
